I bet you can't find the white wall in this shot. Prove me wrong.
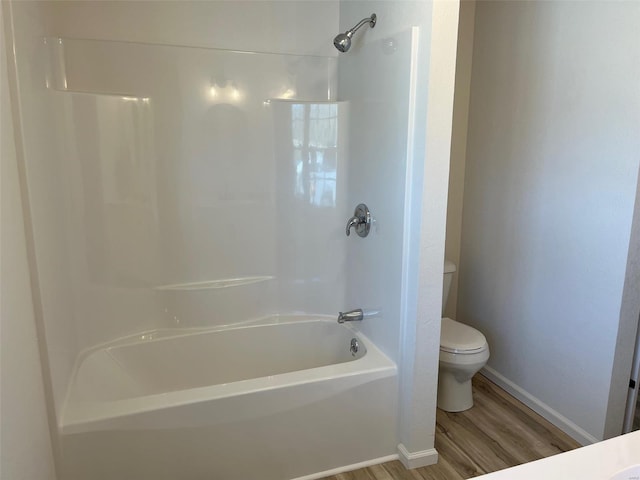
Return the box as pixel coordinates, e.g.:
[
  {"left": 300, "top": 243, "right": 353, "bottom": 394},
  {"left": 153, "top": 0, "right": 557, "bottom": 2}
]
[
  {"left": 338, "top": 0, "right": 459, "bottom": 465},
  {"left": 408, "top": 0, "right": 459, "bottom": 462},
  {"left": 1, "top": 5, "right": 57, "bottom": 479},
  {"left": 458, "top": 0, "right": 640, "bottom": 443}
]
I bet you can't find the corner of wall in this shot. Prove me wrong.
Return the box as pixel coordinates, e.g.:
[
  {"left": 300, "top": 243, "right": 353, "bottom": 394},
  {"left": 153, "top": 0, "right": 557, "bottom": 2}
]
[
  {"left": 1, "top": 2, "right": 58, "bottom": 478},
  {"left": 397, "top": 443, "right": 438, "bottom": 470},
  {"left": 604, "top": 163, "right": 640, "bottom": 438},
  {"left": 398, "top": 0, "right": 460, "bottom": 456}
]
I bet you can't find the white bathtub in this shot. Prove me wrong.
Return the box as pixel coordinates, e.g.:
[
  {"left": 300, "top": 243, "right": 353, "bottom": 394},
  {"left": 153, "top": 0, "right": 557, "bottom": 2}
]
[{"left": 60, "top": 316, "right": 398, "bottom": 480}]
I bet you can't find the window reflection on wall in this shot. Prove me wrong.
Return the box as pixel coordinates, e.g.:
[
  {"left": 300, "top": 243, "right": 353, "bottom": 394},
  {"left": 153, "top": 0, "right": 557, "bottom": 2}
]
[
  {"left": 97, "top": 96, "right": 155, "bottom": 208},
  {"left": 291, "top": 103, "right": 338, "bottom": 207},
  {"left": 76, "top": 94, "right": 158, "bottom": 286}
]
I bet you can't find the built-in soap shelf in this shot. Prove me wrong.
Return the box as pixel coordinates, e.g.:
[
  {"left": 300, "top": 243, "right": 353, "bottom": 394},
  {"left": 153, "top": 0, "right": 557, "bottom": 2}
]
[
  {"left": 42, "top": 36, "right": 336, "bottom": 101},
  {"left": 44, "top": 37, "right": 146, "bottom": 98},
  {"left": 153, "top": 276, "right": 274, "bottom": 291}
]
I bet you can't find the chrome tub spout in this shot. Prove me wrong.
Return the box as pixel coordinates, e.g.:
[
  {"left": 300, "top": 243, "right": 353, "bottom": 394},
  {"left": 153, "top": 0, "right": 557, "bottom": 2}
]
[{"left": 337, "top": 309, "right": 364, "bottom": 323}]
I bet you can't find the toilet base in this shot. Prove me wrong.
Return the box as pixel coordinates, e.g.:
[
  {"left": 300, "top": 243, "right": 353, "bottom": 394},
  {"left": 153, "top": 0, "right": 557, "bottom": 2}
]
[{"left": 437, "top": 371, "right": 474, "bottom": 412}]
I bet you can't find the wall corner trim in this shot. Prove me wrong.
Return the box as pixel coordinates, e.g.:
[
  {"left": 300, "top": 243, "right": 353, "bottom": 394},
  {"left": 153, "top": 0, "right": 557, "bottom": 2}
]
[{"left": 397, "top": 443, "right": 438, "bottom": 470}]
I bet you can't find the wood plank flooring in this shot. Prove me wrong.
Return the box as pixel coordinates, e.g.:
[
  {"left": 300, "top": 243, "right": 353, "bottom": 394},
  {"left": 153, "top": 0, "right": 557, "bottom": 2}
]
[{"left": 321, "top": 374, "right": 581, "bottom": 480}]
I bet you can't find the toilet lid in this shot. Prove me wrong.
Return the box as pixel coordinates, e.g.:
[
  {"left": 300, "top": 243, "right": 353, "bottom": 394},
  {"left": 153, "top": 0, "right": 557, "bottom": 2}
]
[{"left": 440, "top": 317, "right": 487, "bottom": 354}]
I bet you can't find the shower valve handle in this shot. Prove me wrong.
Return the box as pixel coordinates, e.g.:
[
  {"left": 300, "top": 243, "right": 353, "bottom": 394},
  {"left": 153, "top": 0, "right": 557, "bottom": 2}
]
[
  {"left": 346, "top": 216, "right": 360, "bottom": 236},
  {"left": 345, "top": 203, "right": 371, "bottom": 238}
]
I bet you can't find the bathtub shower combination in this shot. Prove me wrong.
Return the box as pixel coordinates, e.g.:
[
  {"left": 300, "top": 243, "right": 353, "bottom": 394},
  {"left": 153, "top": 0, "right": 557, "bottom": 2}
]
[
  {"left": 17, "top": 17, "right": 416, "bottom": 480},
  {"left": 3, "top": 2, "right": 424, "bottom": 468}
]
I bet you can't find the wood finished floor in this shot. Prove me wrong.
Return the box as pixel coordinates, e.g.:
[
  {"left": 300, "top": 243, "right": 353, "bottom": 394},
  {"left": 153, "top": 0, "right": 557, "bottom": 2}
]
[{"left": 321, "top": 374, "right": 581, "bottom": 480}]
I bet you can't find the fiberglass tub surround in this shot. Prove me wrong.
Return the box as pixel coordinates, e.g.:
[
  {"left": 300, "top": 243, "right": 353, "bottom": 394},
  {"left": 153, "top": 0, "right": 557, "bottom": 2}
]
[
  {"left": 27, "top": 34, "right": 414, "bottom": 480},
  {"left": 12, "top": 11, "right": 420, "bottom": 475},
  {"left": 44, "top": 36, "right": 346, "bottom": 341}
]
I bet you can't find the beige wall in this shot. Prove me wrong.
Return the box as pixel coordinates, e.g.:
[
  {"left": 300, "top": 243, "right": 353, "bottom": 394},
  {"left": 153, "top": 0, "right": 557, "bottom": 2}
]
[
  {"left": 1, "top": 4, "right": 57, "bottom": 479},
  {"left": 457, "top": 0, "right": 640, "bottom": 443},
  {"left": 444, "top": 0, "right": 475, "bottom": 318}
]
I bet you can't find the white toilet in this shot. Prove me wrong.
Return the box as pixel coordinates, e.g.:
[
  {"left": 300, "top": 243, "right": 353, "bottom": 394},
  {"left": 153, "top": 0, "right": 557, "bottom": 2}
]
[{"left": 438, "top": 260, "right": 490, "bottom": 412}]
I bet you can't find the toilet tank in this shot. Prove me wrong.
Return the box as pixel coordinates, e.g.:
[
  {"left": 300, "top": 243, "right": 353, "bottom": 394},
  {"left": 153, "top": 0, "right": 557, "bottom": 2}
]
[{"left": 443, "top": 260, "right": 457, "bottom": 315}]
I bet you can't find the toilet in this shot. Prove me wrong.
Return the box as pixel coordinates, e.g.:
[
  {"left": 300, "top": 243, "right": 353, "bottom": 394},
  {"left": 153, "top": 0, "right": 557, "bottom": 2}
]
[{"left": 438, "top": 260, "right": 490, "bottom": 412}]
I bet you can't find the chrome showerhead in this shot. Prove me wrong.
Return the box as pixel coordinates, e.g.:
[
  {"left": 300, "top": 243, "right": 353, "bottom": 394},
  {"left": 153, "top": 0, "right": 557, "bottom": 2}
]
[
  {"left": 333, "top": 32, "right": 352, "bottom": 53},
  {"left": 333, "top": 13, "right": 376, "bottom": 53}
]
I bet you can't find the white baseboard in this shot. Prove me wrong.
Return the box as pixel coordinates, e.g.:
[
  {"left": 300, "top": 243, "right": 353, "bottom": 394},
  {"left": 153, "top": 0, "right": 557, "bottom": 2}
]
[
  {"left": 291, "top": 454, "right": 399, "bottom": 480},
  {"left": 397, "top": 443, "right": 439, "bottom": 469},
  {"left": 481, "top": 366, "right": 599, "bottom": 446}
]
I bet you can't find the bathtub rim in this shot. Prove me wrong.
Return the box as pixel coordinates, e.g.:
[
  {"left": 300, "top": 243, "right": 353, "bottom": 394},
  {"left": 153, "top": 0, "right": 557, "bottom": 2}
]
[{"left": 60, "top": 315, "right": 397, "bottom": 434}]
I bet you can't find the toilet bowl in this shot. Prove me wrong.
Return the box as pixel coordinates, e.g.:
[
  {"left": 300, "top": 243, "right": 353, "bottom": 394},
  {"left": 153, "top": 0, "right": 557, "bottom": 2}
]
[
  {"left": 438, "top": 317, "right": 489, "bottom": 412},
  {"left": 438, "top": 260, "right": 490, "bottom": 412}
]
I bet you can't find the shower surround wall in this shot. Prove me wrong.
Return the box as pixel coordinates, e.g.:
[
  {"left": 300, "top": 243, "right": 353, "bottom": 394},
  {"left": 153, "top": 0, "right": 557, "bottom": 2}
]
[
  {"left": 46, "top": 36, "right": 342, "bottom": 330},
  {"left": 8, "top": 0, "right": 340, "bottom": 418},
  {"left": 338, "top": 0, "right": 458, "bottom": 465}
]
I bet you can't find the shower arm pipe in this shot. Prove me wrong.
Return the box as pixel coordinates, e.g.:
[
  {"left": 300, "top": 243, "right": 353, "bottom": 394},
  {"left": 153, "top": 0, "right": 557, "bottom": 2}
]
[{"left": 346, "top": 14, "right": 377, "bottom": 37}]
